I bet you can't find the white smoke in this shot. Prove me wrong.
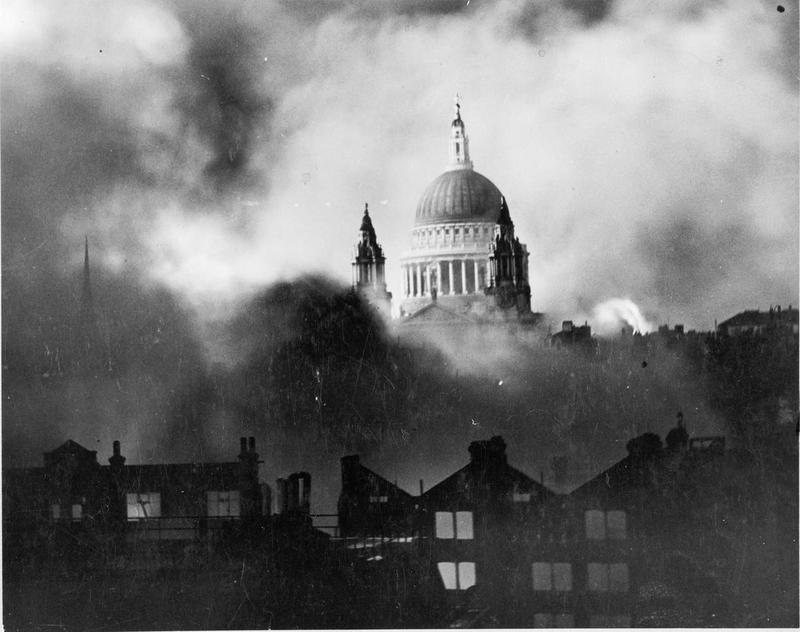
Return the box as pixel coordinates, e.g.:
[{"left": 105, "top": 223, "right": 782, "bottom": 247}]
[{"left": 591, "top": 298, "right": 656, "bottom": 336}]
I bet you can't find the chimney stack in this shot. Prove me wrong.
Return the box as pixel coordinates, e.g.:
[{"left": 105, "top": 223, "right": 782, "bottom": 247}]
[
  {"left": 468, "top": 436, "right": 507, "bottom": 467},
  {"left": 276, "top": 478, "right": 289, "bottom": 514},
  {"left": 109, "top": 440, "right": 126, "bottom": 469}
]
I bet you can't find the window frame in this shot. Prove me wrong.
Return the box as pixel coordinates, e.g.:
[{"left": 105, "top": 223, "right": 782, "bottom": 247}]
[
  {"left": 437, "top": 561, "right": 477, "bottom": 591},
  {"left": 207, "top": 490, "right": 241, "bottom": 518},
  {"left": 126, "top": 492, "right": 162, "bottom": 521},
  {"left": 585, "top": 509, "right": 627, "bottom": 541},
  {"left": 435, "top": 510, "right": 474, "bottom": 540},
  {"left": 532, "top": 561, "right": 572, "bottom": 592}
]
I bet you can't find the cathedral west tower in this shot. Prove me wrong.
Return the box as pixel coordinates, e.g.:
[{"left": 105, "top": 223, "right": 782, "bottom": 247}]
[{"left": 352, "top": 203, "right": 392, "bottom": 316}]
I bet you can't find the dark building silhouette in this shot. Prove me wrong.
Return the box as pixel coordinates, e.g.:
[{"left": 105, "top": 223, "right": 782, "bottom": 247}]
[
  {"left": 337, "top": 454, "right": 414, "bottom": 538},
  {"left": 548, "top": 319, "right": 595, "bottom": 350},
  {"left": 351, "top": 203, "right": 392, "bottom": 317},
  {"left": 0, "top": 436, "right": 335, "bottom": 577},
  {"left": 716, "top": 305, "right": 798, "bottom": 337},
  {"left": 3, "top": 438, "right": 264, "bottom": 542},
  {"left": 336, "top": 419, "right": 741, "bottom": 627}
]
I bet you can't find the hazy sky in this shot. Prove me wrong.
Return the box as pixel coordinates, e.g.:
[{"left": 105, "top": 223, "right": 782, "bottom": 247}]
[{"left": 3, "top": 0, "right": 798, "bottom": 338}]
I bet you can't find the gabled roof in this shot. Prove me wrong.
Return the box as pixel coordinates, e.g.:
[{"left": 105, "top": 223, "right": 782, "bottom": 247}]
[
  {"left": 718, "top": 307, "right": 798, "bottom": 329},
  {"left": 112, "top": 462, "right": 241, "bottom": 492},
  {"left": 402, "top": 301, "right": 480, "bottom": 325},
  {"left": 342, "top": 456, "right": 414, "bottom": 500},
  {"left": 568, "top": 433, "right": 671, "bottom": 505},
  {"left": 422, "top": 458, "right": 555, "bottom": 508},
  {"left": 45, "top": 439, "right": 96, "bottom": 457}
]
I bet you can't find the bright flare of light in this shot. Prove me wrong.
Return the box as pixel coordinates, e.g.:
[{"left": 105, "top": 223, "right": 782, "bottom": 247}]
[{"left": 591, "top": 298, "right": 655, "bottom": 335}]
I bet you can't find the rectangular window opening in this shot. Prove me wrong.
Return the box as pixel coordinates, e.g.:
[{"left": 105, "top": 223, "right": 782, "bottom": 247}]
[
  {"left": 455, "top": 511, "right": 473, "bottom": 539},
  {"left": 435, "top": 511, "right": 455, "bottom": 539},
  {"left": 208, "top": 490, "right": 240, "bottom": 517},
  {"left": 585, "top": 509, "right": 606, "bottom": 540},
  {"left": 126, "top": 492, "right": 162, "bottom": 521},
  {"left": 458, "top": 562, "right": 476, "bottom": 589}
]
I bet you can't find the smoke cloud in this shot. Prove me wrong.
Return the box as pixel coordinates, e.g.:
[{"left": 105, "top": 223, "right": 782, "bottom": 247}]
[
  {"left": 3, "top": 0, "right": 796, "bottom": 336},
  {"left": 1, "top": 0, "right": 796, "bottom": 507},
  {"left": 591, "top": 298, "right": 656, "bottom": 335}
]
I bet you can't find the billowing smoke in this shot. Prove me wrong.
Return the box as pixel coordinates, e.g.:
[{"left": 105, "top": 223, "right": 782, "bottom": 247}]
[
  {"left": 1, "top": 0, "right": 795, "bottom": 506},
  {"left": 3, "top": 0, "right": 796, "bottom": 335},
  {"left": 590, "top": 298, "right": 656, "bottom": 336}
]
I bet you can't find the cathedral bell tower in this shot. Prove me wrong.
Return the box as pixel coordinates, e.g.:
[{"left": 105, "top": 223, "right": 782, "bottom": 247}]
[
  {"left": 487, "top": 196, "right": 531, "bottom": 312},
  {"left": 352, "top": 203, "right": 392, "bottom": 316}
]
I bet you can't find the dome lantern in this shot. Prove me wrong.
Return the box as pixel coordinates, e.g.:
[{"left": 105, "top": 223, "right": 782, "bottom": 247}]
[{"left": 447, "top": 94, "right": 472, "bottom": 171}]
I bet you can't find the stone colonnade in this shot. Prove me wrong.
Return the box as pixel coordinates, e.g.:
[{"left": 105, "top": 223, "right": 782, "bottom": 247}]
[{"left": 401, "top": 258, "right": 491, "bottom": 298}]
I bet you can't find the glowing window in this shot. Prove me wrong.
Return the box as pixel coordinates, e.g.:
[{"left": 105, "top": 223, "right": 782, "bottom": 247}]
[
  {"left": 71, "top": 504, "right": 82, "bottom": 521},
  {"left": 438, "top": 562, "right": 457, "bottom": 589},
  {"left": 126, "top": 492, "right": 161, "bottom": 520},
  {"left": 436, "top": 511, "right": 473, "bottom": 539},
  {"left": 437, "top": 561, "right": 476, "bottom": 590},
  {"left": 50, "top": 504, "right": 61, "bottom": 520},
  {"left": 458, "top": 562, "right": 476, "bottom": 589},
  {"left": 207, "top": 490, "right": 241, "bottom": 517},
  {"left": 369, "top": 495, "right": 389, "bottom": 503},
  {"left": 513, "top": 492, "right": 531, "bottom": 502},
  {"left": 455, "top": 511, "right": 473, "bottom": 539},
  {"left": 435, "top": 512, "right": 454, "bottom": 539}
]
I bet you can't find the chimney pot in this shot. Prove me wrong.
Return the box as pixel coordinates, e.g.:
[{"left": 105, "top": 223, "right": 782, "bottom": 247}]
[
  {"left": 248, "top": 436, "right": 256, "bottom": 453},
  {"left": 113, "top": 440, "right": 120, "bottom": 456}
]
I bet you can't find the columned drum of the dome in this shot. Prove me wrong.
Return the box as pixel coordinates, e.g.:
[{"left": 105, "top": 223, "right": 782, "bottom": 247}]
[{"left": 398, "top": 99, "right": 532, "bottom": 318}]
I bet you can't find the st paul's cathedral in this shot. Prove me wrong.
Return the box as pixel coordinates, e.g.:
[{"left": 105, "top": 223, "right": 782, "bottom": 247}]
[{"left": 352, "top": 99, "right": 542, "bottom": 331}]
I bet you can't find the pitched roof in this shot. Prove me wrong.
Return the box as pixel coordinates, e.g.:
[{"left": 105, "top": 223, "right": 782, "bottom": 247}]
[
  {"left": 401, "top": 301, "right": 480, "bottom": 325},
  {"left": 718, "top": 307, "right": 798, "bottom": 329},
  {"left": 422, "top": 459, "right": 555, "bottom": 507}
]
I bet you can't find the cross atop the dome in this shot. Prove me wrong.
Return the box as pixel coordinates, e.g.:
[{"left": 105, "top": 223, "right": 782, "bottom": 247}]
[
  {"left": 364, "top": 202, "right": 369, "bottom": 215},
  {"left": 454, "top": 93, "right": 461, "bottom": 119}
]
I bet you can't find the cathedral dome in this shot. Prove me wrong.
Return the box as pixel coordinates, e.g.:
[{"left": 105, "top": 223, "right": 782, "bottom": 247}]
[{"left": 414, "top": 169, "right": 503, "bottom": 226}]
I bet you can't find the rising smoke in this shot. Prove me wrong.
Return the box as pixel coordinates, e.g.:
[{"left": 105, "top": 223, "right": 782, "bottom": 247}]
[
  {"left": 3, "top": 0, "right": 796, "bottom": 332},
  {"left": 591, "top": 298, "right": 656, "bottom": 336},
  {"left": 1, "top": 1, "right": 796, "bottom": 506}
]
